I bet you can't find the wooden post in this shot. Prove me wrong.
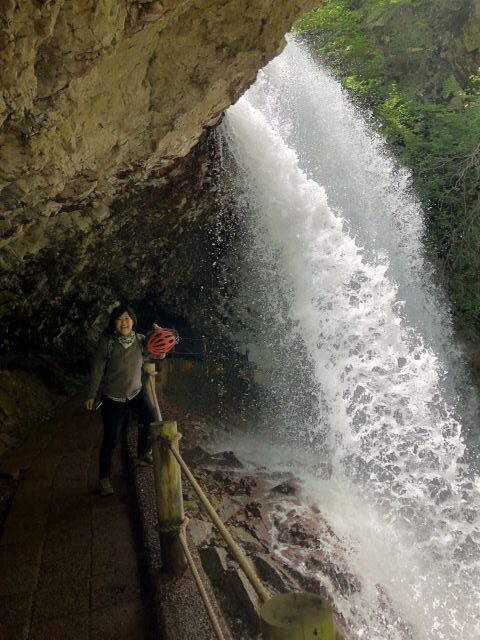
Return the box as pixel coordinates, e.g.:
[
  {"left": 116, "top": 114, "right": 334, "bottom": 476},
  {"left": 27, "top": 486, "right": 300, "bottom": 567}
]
[
  {"left": 143, "top": 361, "right": 162, "bottom": 421},
  {"left": 150, "top": 420, "right": 187, "bottom": 575},
  {"left": 260, "top": 592, "right": 337, "bottom": 640}
]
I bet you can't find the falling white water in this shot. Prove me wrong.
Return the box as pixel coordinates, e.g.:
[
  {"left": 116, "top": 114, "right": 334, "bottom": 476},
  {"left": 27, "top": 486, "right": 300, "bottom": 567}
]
[{"left": 219, "top": 41, "right": 480, "bottom": 640}]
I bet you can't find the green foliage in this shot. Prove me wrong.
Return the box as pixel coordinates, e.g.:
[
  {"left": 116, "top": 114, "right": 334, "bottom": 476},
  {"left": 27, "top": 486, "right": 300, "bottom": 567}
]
[
  {"left": 377, "top": 80, "right": 480, "bottom": 332},
  {"left": 293, "top": 1, "right": 385, "bottom": 83},
  {"left": 293, "top": 1, "right": 480, "bottom": 338}
]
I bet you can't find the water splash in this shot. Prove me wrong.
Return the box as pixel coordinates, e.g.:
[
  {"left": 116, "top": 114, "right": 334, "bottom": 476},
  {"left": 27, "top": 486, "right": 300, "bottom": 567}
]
[{"left": 219, "top": 41, "right": 480, "bottom": 640}]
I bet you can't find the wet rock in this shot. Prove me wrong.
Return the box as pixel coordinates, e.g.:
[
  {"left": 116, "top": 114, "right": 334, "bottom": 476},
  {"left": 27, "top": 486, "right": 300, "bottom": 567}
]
[
  {"left": 275, "top": 512, "right": 321, "bottom": 548},
  {"left": 305, "top": 554, "right": 360, "bottom": 595},
  {"left": 270, "top": 479, "right": 301, "bottom": 496},
  {"left": 199, "top": 546, "right": 229, "bottom": 585},
  {"left": 227, "top": 524, "right": 267, "bottom": 555},
  {"left": 279, "top": 563, "right": 326, "bottom": 599},
  {"left": 226, "top": 567, "right": 261, "bottom": 632},
  {"left": 252, "top": 554, "right": 293, "bottom": 593},
  {"left": 182, "top": 445, "right": 214, "bottom": 467},
  {"left": 211, "top": 470, "right": 256, "bottom": 496},
  {"left": 200, "top": 546, "right": 259, "bottom": 639},
  {"left": 182, "top": 446, "right": 244, "bottom": 470},
  {"left": 245, "top": 501, "right": 262, "bottom": 519},
  {"left": 210, "top": 494, "right": 243, "bottom": 523},
  {"left": 188, "top": 517, "right": 214, "bottom": 547},
  {"left": 210, "top": 450, "right": 244, "bottom": 469},
  {"left": 240, "top": 477, "right": 256, "bottom": 496}
]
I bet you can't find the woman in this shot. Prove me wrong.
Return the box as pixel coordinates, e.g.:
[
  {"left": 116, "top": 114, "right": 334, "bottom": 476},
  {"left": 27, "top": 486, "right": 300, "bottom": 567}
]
[{"left": 86, "top": 304, "right": 161, "bottom": 496}]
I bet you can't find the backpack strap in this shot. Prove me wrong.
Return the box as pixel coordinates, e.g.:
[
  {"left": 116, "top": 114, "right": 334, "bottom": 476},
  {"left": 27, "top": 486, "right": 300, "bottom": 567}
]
[
  {"left": 135, "top": 333, "right": 147, "bottom": 356},
  {"left": 104, "top": 333, "right": 144, "bottom": 372}
]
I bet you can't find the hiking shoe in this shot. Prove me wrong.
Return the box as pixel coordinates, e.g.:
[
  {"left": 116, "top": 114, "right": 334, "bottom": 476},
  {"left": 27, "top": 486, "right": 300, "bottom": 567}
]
[
  {"left": 98, "top": 477, "right": 114, "bottom": 496},
  {"left": 137, "top": 451, "right": 154, "bottom": 467}
]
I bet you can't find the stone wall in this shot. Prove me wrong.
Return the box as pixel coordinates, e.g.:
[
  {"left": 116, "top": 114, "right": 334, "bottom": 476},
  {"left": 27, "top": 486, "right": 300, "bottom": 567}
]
[{"left": 0, "top": 369, "right": 54, "bottom": 459}]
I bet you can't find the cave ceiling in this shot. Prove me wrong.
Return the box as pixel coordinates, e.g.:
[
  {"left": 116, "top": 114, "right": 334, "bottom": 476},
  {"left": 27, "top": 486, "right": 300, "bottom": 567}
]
[{"left": 0, "top": 0, "right": 316, "bottom": 356}]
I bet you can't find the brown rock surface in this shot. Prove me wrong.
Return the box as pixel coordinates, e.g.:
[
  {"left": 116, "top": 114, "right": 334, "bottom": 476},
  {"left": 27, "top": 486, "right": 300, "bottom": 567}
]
[
  {"left": 0, "top": 0, "right": 316, "bottom": 352},
  {"left": 0, "top": 369, "right": 55, "bottom": 460}
]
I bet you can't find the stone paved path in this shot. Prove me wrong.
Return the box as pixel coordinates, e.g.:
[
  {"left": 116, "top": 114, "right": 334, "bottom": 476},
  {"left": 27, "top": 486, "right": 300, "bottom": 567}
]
[{"left": 0, "top": 406, "right": 156, "bottom": 640}]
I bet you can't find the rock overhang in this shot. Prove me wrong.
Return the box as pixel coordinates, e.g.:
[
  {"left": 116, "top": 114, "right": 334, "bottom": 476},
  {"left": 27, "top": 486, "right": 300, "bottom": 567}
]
[{"left": 0, "top": 0, "right": 317, "bottom": 356}]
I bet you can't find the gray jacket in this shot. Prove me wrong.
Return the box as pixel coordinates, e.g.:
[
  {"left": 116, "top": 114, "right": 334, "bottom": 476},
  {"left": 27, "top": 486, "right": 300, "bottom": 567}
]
[{"left": 88, "top": 334, "right": 144, "bottom": 400}]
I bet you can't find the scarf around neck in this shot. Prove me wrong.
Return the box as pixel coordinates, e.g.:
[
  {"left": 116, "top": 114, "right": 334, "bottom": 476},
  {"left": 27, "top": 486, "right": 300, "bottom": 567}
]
[{"left": 115, "top": 332, "right": 136, "bottom": 349}]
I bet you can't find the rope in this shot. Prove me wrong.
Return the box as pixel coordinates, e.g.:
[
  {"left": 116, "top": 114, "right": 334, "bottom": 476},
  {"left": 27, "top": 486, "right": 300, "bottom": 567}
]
[
  {"left": 158, "top": 432, "right": 182, "bottom": 446},
  {"left": 167, "top": 443, "right": 270, "bottom": 604},
  {"left": 157, "top": 516, "right": 189, "bottom": 534},
  {"left": 179, "top": 529, "right": 226, "bottom": 640}
]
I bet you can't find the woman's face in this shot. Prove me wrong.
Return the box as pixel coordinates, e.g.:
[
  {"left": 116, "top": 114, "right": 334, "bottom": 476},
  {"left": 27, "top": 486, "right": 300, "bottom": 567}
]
[{"left": 114, "top": 312, "right": 134, "bottom": 336}]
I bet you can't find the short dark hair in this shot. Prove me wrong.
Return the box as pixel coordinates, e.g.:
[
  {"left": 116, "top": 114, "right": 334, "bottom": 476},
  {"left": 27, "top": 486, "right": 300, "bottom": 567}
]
[{"left": 108, "top": 304, "right": 137, "bottom": 334}]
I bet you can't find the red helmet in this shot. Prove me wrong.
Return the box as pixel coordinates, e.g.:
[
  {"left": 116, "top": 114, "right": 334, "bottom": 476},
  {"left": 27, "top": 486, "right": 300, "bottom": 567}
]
[{"left": 145, "top": 328, "right": 178, "bottom": 355}]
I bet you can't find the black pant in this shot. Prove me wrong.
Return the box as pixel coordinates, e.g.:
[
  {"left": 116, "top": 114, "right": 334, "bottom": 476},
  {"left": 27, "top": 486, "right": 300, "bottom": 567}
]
[{"left": 99, "top": 389, "right": 156, "bottom": 478}]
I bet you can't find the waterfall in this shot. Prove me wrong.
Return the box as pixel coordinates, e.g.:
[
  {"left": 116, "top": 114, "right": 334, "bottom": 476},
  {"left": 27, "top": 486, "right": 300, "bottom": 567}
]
[{"left": 218, "top": 41, "right": 480, "bottom": 640}]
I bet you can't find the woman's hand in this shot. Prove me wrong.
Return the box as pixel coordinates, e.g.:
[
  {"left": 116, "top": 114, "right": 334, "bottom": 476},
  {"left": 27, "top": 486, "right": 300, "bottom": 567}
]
[{"left": 86, "top": 398, "right": 95, "bottom": 411}]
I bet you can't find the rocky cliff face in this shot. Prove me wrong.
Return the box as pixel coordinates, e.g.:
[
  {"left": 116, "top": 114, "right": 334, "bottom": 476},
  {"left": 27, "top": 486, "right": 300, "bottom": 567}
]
[{"left": 0, "top": 0, "right": 316, "bottom": 356}]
